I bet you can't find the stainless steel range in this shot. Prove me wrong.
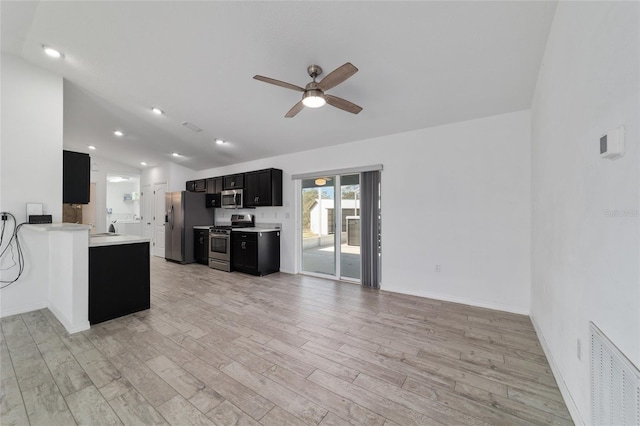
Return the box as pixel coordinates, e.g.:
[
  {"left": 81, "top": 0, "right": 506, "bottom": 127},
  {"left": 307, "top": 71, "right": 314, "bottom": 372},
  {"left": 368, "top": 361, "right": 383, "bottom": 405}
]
[{"left": 208, "top": 214, "right": 254, "bottom": 271}]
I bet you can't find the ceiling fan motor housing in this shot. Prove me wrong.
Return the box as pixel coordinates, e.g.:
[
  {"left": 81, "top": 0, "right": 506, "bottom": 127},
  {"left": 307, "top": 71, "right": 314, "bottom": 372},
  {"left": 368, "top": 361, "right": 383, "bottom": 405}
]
[{"left": 307, "top": 64, "right": 323, "bottom": 79}]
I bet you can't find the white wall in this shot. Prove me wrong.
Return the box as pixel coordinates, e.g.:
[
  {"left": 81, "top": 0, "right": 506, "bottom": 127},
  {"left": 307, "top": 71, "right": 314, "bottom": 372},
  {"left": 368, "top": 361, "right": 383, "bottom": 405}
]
[
  {"left": 197, "top": 110, "right": 532, "bottom": 314},
  {"left": 168, "top": 162, "right": 195, "bottom": 192},
  {"left": 141, "top": 163, "right": 168, "bottom": 189},
  {"left": 530, "top": 2, "right": 639, "bottom": 424},
  {"left": 140, "top": 162, "right": 196, "bottom": 193},
  {"left": 0, "top": 54, "right": 63, "bottom": 315}
]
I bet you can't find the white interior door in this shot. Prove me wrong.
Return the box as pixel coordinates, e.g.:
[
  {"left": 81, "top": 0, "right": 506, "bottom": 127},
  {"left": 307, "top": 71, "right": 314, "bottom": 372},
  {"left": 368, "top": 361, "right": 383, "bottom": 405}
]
[
  {"left": 141, "top": 184, "right": 152, "bottom": 243},
  {"left": 153, "top": 183, "right": 167, "bottom": 257}
]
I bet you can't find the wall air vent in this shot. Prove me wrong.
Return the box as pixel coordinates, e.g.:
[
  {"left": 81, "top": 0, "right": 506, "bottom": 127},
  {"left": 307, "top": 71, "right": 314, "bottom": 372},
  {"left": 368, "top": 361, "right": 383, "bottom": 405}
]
[
  {"left": 181, "top": 121, "right": 202, "bottom": 132},
  {"left": 591, "top": 322, "right": 640, "bottom": 425}
]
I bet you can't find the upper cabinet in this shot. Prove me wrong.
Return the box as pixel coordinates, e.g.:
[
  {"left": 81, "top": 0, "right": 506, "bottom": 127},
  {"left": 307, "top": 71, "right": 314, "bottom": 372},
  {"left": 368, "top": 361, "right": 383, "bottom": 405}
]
[
  {"left": 186, "top": 179, "right": 207, "bottom": 192},
  {"left": 63, "top": 150, "right": 90, "bottom": 204},
  {"left": 206, "top": 177, "right": 223, "bottom": 195},
  {"left": 191, "top": 168, "right": 282, "bottom": 208},
  {"left": 223, "top": 173, "right": 244, "bottom": 190},
  {"left": 205, "top": 177, "right": 223, "bottom": 208},
  {"left": 245, "top": 168, "right": 283, "bottom": 207}
]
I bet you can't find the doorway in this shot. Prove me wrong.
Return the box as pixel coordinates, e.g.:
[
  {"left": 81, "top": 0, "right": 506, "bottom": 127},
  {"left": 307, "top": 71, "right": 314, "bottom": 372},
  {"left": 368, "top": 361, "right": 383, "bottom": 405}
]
[
  {"left": 301, "top": 174, "right": 361, "bottom": 281},
  {"left": 153, "top": 182, "right": 167, "bottom": 258},
  {"left": 81, "top": 183, "right": 97, "bottom": 233},
  {"left": 141, "top": 184, "right": 152, "bottom": 243}
]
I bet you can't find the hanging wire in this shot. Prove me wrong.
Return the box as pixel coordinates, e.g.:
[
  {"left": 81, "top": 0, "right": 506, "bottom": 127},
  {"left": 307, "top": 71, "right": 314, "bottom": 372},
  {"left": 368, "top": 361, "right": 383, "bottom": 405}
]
[{"left": 0, "top": 212, "right": 26, "bottom": 288}]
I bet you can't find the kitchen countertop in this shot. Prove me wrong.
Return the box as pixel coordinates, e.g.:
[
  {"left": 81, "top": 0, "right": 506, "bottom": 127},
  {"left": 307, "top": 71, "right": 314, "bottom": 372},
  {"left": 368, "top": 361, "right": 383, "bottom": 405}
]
[
  {"left": 25, "top": 223, "right": 91, "bottom": 232},
  {"left": 193, "top": 225, "right": 212, "bottom": 230},
  {"left": 90, "top": 234, "right": 150, "bottom": 247},
  {"left": 232, "top": 227, "right": 280, "bottom": 233}
]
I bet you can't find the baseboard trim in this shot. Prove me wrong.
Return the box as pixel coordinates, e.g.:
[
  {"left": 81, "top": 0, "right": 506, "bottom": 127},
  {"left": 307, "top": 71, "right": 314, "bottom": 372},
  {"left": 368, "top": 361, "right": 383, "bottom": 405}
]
[
  {"left": 0, "top": 301, "right": 48, "bottom": 318},
  {"left": 47, "top": 305, "right": 90, "bottom": 334},
  {"left": 382, "top": 286, "right": 529, "bottom": 315},
  {"left": 530, "top": 314, "right": 585, "bottom": 425}
]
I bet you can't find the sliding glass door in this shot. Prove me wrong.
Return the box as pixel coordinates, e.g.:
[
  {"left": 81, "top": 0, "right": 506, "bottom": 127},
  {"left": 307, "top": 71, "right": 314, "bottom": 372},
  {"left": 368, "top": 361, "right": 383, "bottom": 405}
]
[
  {"left": 339, "top": 174, "right": 360, "bottom": 281},
  {"left": 301, "top": 176, "right": 336, "bottom": 276},
  {"left": 301, "top": 174, "right": 361, "bottom": 282}
]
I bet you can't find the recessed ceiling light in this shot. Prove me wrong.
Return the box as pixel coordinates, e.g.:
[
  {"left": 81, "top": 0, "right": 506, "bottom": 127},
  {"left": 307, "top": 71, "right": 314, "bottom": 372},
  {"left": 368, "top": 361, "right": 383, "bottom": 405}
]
[
  {"left": 42, "top": 45, "right": 63, "bottom": 58},
  {"left": 172, "top": 152, "right": 181, "bottom": 157},
  {"left": 151, "top": 107, "right": 163, "bottom": 115},
  {"left": 114, "top": 130, "right": 124, "bottom": 137},
  {"left": 215, "top": 138, "right": 225, "bottom": 145},
  {"left": 87, "top": 145, "right": 96, "bottom": 150},
  {"left": 140, "top": 162, "right": 147, "bottom": 166}
]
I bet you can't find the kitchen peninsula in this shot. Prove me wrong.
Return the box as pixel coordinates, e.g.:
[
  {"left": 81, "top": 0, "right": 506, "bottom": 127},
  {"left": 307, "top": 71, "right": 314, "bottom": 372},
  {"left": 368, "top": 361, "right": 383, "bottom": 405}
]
[{"left": 18, "top": 224, "right": 150, "bottom": 333}]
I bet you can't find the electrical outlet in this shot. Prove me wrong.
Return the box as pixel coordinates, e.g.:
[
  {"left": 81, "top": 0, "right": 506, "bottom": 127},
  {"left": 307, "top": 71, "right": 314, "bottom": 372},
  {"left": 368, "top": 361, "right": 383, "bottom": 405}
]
[
  {"left": 435, "top": 264, "right": 441, "bottom": 272},
  {"left": 275, "top": 212, "right": 278, "bottom": 219},
  {"left": 577, "top": 338, "right": 582, "bottom": 361}
]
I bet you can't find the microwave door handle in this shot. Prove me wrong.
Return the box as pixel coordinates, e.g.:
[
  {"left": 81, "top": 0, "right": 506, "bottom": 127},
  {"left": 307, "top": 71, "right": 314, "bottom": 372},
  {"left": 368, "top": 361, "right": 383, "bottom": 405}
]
[{"left": 236, "top": 193, "right": 240, "bottom": 206}]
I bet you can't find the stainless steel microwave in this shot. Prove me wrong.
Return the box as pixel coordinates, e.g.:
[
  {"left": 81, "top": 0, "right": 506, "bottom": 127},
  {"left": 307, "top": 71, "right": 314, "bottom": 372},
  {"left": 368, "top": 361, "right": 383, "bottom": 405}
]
[{"left": 221, "top": 189, "right": 243, "bottom": 209}]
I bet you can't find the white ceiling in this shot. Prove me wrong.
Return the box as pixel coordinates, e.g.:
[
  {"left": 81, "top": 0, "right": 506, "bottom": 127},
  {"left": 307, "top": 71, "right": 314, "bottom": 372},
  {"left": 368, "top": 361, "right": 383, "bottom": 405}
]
[{"left": 1, "top": 1, "right": 557, "bottom": 171}]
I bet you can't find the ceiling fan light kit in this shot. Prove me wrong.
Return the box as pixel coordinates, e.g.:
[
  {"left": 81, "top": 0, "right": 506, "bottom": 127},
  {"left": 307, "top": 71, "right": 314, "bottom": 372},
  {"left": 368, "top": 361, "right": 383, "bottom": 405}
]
[
  {"left": 302, "top": 90, "right": 326, "bottom": 108},
  {"left": 254, "top": 62, "right": 362, "bottom": 117}
]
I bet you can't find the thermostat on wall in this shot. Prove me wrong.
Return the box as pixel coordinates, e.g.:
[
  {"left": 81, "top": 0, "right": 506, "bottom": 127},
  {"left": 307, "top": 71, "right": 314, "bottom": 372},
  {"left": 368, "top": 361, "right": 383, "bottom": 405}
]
[{"left": 600, "top": 126, "right": 624, "bottom": 159}]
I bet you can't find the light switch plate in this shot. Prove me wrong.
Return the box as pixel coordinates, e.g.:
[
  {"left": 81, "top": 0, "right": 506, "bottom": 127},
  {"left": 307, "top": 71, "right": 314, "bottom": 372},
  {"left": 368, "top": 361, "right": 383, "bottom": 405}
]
[{"left": 600, "top": 126, "right": 624, "bottom": 159}]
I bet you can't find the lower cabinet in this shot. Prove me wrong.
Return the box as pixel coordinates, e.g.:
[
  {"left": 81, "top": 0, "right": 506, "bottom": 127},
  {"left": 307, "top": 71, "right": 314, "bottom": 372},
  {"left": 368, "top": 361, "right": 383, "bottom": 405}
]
[
  {"left": 89, "top": 242, "right": 150, "bottom": 324},
  {"left": 194, "top": 229, "right": 209, "bottom": 265},
  {"left": 232, "top": 230, "right": 280, "bottom": 276}
]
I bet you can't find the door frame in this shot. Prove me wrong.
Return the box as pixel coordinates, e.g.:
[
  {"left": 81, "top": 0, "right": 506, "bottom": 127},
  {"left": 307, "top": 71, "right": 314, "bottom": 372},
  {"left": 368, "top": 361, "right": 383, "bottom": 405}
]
[{"left": 152, "top": 182, "right": 167, "bottom": 258}]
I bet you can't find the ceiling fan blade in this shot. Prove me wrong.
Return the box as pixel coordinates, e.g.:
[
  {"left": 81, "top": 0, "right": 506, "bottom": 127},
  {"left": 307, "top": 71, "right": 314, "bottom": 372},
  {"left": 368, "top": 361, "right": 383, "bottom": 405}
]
[
  {"left": 318, "top": 62, "right": 358, "bottom": 91},
  {"left": 253, "top": 75, "right": 304, "bottom": 92},
  {"left": 325, "top": 95, "right": 363, "bottom": 115},
  {"left": 285, "top": 100, "right": 305, "bottom": 118}
]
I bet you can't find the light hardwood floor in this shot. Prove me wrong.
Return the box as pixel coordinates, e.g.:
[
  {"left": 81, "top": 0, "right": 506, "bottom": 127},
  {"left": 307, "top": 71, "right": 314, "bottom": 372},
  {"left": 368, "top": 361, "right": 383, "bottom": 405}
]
[{"left": 1, "top": 257, "right": 572, "bottom": 425}]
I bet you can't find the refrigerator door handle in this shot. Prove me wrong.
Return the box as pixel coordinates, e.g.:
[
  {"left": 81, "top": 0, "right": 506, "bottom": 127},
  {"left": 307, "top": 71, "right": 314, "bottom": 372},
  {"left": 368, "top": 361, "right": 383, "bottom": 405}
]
[{"left": 170, "top": 205, "right": 174, "bottom": 230}]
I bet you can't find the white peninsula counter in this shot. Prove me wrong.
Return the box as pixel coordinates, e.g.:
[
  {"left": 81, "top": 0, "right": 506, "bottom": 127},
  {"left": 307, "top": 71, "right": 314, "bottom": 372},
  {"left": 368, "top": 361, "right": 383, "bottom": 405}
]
[{"left": 22, "top": 223, "right": 92, "bottom": 333}]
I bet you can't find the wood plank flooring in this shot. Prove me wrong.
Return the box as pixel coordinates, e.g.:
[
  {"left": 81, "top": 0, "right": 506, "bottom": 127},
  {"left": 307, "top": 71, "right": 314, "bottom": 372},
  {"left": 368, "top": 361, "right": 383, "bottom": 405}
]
[{"left": 1, "top": 257, "right": 573, "bottom": 425}]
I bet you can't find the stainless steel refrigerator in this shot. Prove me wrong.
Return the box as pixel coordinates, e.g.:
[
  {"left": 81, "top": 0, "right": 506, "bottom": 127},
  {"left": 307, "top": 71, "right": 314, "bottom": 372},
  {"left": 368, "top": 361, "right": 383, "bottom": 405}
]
[{"left": 165, "top": 191, "right": 213, "bottom": 263}]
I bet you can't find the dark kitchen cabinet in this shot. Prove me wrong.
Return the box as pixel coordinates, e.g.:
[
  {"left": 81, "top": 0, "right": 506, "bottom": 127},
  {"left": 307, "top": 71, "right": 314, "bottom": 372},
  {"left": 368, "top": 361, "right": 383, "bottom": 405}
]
[
  {"left": 89, "top": 242, "right": 150, "bottom": 324},
  {"left": 245, "top": 168, "right": 283, "bottom": 207},
  {"left": 205, "top": 177, "right": 223, "bottom": 208},
  {"left": 194, "top": 228, "right": 209, "bottom": 264},
  {"left": 232, "top": 230, "right": 280, "bottom": 276},
  {"left": 186, "top": 179, "right": 207, "bottom": 192},
  {"left": 223, "top": 173, "right": 244, "bottom": 190},
  {"left": 206, "top": 177, "right": 223, "bottom": 194},
  {"left": 63, "top": 150, "right": 90, "bottom": 204}
]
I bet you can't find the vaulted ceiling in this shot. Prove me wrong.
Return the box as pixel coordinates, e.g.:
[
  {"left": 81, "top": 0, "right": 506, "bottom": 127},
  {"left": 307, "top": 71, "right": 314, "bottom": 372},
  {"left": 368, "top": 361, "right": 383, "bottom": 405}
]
[{"left": 1, "top": 1, "right": 557, "bottom": 170}]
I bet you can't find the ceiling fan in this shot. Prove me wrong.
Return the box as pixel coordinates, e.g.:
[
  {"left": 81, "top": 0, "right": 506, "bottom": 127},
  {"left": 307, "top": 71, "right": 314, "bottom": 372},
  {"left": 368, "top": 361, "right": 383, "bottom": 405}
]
[{"left": 253, "top": 63, "right": 363, "bottom": 118}]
